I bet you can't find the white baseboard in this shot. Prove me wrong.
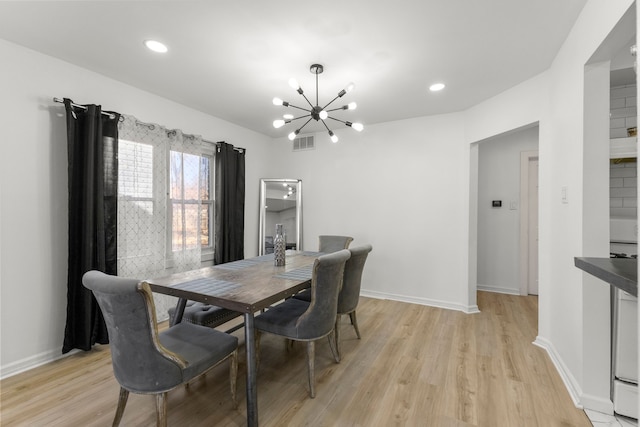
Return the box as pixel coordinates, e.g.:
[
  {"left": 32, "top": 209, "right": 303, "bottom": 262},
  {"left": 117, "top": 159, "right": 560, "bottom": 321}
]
[
  {"left": 360, "top": 289, "right": 480, "bottom": 314},
  {"left": 533, "top": 335, "right": 614, "bottom": 414},
  {"left": 477, "top": 284, "right": 522, "bottom": 295},
  {"left": 533, "top": 336, "right": 583, "bottom": 407},
  {"left": 1, "top": 347, "right": 79, "bottom": 380}
]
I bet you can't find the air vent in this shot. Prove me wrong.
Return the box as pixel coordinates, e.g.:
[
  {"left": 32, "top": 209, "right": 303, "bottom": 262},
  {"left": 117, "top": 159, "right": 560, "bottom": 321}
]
[{"left": 293, "top": 135, "right": 315, "bottom": 151}]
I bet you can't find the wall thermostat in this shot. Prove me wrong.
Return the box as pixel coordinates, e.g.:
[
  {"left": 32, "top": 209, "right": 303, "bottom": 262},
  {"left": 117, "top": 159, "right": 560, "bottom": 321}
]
[{"left": 492, "top": 200, "right": 502, "bottom": 207}]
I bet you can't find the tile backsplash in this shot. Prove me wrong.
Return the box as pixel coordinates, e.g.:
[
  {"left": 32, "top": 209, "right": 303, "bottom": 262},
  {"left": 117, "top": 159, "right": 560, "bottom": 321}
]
[
  {"left": 610, "top": 160, "right": 637, "bottom": 219},
  {"left": 610, "top": 84, "right": 637, "bottom": 139}
]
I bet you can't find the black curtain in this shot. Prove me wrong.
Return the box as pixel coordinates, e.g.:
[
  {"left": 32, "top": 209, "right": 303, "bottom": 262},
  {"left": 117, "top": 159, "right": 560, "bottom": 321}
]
[
  {"left": 214, "top": 141, "right": 246, "bottom": 264},
  {"left": 62, "top": 98, "right": 120, "bottom": 353}
]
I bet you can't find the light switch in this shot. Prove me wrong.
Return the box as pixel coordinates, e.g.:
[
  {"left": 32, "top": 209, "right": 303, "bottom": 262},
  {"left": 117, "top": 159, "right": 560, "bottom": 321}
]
[{"left": 510, "top": 201, "right": 518, "bottom": 210}]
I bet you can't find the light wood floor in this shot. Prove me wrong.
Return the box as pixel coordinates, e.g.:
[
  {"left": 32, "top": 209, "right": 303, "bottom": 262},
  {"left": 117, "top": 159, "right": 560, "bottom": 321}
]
[{"left": 1, "top": 291, "right": 592, "bottom": 426}]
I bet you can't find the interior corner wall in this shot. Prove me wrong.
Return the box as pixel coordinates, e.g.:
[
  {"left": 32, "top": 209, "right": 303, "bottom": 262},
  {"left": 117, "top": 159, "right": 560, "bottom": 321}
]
[
  {"left": 464, "top": 0, "right": 635, "bottom": 411},
  {"left": 0, "top": 38, "right": 274, "bottom": 378},
  {"left": 477, "top": 126, "right": 539, "bottom": 295}
]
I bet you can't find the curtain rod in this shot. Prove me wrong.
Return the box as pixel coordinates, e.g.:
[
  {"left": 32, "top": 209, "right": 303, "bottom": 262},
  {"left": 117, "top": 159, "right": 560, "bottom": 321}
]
[
  {"left": 55, "top": 97, "right": 245, "bottom": 153},
  {"left": 135, "top": 118, "right": 246, "bottom": 153},
  {"left": 53, "top": 97, "right": 118, "bottom": 120}
]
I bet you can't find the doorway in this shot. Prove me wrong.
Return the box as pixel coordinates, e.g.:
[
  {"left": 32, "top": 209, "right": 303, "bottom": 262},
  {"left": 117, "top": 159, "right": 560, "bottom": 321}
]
[{"left": 476, "top": 125, "right": 539, "bottom": 296}]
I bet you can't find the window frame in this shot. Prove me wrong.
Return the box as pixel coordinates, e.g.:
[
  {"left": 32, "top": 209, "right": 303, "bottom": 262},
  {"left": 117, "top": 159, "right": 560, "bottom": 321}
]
[{"left": 166, "top": 141, "right": 216, "bottom": 264}]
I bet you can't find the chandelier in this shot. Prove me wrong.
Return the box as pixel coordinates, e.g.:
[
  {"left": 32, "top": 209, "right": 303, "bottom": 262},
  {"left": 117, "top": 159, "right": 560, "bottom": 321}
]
[{"left": 272, "top": 64, "right": 363, "bottom": 143}]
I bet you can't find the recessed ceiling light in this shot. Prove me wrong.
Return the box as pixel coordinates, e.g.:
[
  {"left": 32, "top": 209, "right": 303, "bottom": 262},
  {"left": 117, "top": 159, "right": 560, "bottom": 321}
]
[
  {"left": 144, "top": 40, "right": 168, "bottom": 53},
  {"left": 429, "top": 83, "right": 445, "bottom": 92}
]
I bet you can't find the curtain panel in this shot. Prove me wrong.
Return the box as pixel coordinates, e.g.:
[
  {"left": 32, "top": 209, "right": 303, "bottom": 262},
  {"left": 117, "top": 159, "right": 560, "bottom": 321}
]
[
  {"left": 62, "top": 99, "right": 120, "bottom": 353},
  {"left": 214, "top": 142, "right": 246, "bottom": 264},
  {"left": 116, "top": 116, "right": 210, "bottom": 319}
]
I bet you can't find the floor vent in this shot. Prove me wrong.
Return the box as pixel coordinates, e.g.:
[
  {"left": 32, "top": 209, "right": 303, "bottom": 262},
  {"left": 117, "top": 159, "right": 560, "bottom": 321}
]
[{"left": 293, "top": 135, "right": 315, "bottom": 151}]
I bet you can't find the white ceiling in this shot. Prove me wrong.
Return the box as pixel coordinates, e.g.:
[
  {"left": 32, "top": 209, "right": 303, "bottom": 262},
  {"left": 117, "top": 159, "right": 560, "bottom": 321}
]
[{"left": 0, "top": 1, "right": 589, "bottom": 138}]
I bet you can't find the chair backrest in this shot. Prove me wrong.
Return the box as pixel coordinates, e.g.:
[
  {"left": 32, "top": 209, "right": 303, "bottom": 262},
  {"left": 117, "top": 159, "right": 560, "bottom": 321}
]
[
  {"left": 296, "top": 249, "right": 351, "bottom": 338},
  {"left": 318, "top": 235, "right": 354, "bottom": 253},
  {"left": 337, "top": 244, "right": 373, "bottom": 314},
  {"left": 82, "top": 270, "right": 186, "bottom": 393}
]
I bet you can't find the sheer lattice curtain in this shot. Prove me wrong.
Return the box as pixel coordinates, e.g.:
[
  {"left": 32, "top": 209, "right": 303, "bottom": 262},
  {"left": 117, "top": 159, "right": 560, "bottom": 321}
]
[{"left": 117, "top": 116, "right": 209, "bottom": 320}]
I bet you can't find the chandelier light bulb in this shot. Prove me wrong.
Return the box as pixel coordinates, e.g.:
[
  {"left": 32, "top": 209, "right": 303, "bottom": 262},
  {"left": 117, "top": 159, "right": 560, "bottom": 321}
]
[
  {"left": 288, "top": 78, "right": 300, "bottom": 90},
  {"left": 352, "top": 122, "right": 364, "bottom": 132},
  {"left": 288, "top": 131, "right": 298, "bottom": 141},
  {"left": 319, "top": 110, "right": 328, "bottom": 120},
  {"left": 345, "top": 82, "right": 355, "bottom": 93},
  {"left": 273, "top": 119, "right": 285, "bottom": 128},
  {"left": 273, "top": 97, "right": 284, "bottom": 106},
  {"left": 283, "top": 113, "right": 294, "bottom": 119},
  {"left": 347, "top": 102, "right": 357, "bottom": 110},
  {"left": 429, "top": 83, "right": 446, "bottom": 92},
  {"left": 329, "top": 131, "right": 338, "bottom": 143}
]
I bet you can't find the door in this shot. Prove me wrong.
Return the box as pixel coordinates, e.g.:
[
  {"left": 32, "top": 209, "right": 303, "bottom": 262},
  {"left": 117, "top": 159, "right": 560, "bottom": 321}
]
[{"left": 528, "top": 158, "right": 539, "bottom": 295}]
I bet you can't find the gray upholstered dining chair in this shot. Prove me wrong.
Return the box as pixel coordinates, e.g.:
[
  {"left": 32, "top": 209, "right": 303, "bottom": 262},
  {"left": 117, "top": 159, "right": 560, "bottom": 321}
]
[
  {"left": 254, "top": 249, "right": 351, "bottom": 398},
  {"left": 168, "top": 301, "right": 242, "bottom": 332},
  {"left": 334, "top": 244, "right": 372, "bottom": 357},
  {"left": 82, "top": 271, "right": 239, "bottom": 427},
  {"left": 318, "top": 235, "right": 353, "bottom": 253},
  {"left": 294, "top": 244, "right": 373, "bottom": 358}
]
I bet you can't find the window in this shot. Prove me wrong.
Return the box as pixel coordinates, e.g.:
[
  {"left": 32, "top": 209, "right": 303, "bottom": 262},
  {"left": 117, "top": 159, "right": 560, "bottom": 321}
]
[
  {"left": 117, "top": 136, "right": 215, "bottom": 272},
  {"left": 169, "top": 150, "right": 214, "bottom": 255},
  {"left": 116, "top": 117, "right": 222, "bottom": 320}
]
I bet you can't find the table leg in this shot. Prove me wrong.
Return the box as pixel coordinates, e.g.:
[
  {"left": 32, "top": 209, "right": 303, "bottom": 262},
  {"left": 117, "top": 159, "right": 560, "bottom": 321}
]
[
  {"left": 244, "top": 312, "right": 258, "bottom": 427},
  {"left": 170, "top": 298, "right": 187, "bottom": 326}
]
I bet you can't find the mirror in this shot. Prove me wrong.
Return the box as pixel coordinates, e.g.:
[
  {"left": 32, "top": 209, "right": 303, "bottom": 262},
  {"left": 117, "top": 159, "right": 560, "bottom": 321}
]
[{"left": 258, "top": 179, "right": 302, "bottom": 255}]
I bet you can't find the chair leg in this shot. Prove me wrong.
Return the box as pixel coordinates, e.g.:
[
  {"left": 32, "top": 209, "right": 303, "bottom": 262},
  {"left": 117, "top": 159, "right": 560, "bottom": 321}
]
[
  {"left": 306, "top": 341, "right": 316, "bottom": 398},
  {"left": 112, "top": 387, "right": 129, "bottom": 427},
  {"left": 334, "top": 317, "right": 341, "bottom": 360},
  {"left": 349, "top": 311, "right": 361, "bottom": 339},
  {"left": 327, "top": 329, "right": 340, "bottom": 363},
  {"left": 155, "top": 392, "right": 168, "bottom": 427},
  {"left": 229, "top": 349, "right": 238, "bottom": 408}
]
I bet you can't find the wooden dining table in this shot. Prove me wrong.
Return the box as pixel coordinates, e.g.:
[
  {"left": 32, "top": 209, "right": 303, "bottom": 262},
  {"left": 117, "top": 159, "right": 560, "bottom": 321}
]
[{"left": 144, "top": 250, "right": 321, "bottom": 427}]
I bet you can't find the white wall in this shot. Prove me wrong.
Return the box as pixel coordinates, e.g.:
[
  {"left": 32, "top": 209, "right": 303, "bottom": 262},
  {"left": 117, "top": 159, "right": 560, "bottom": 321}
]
[
  {"left": 464, "top": 0, "right": 635, "bottom": 412},
  {"left": 0, "top": 39, "right": 273, "bottom": 377},
  {"left": 477, "top": 126, "right": 539, "bottom": 295},
  {"left": 269, "top": 113, "right": 474, "bottom": 312}
]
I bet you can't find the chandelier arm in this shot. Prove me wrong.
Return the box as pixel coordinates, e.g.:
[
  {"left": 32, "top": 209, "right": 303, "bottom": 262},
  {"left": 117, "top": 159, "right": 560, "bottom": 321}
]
[
  {"left": 327, "top": 116, "right": 347, "bottom": 125},
  {"left": 289, "top": 114, "right": 312, "bottom": 121},
  {"left": 299, "top": 92, "right": 315, "bottom": 109},
  {"left": 296, "top": 117, "right": 313, "bottom": 133},
  {"left": 326, "top": 106, "right": 347, "bottom": 113},
  {"left": 321, "top": 95, "right": 341, "bottom": 111},
  {"left": 320, "top": 120, "right": 333, "bottom": 133},
  {"left": 285, "top": 103, "right": 312, "bottom": 113}
]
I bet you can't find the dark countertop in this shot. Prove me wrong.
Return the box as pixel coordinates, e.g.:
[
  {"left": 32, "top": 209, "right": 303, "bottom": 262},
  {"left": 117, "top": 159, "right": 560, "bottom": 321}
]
[{"left": 574, "top": 257, "right": 637, "bottom": 297}]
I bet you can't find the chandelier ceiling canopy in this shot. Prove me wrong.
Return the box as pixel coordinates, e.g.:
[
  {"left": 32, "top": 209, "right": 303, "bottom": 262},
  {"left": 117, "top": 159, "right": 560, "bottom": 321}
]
[{"left": 273, "top": 64, "right": 363, "bottom": 143}]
